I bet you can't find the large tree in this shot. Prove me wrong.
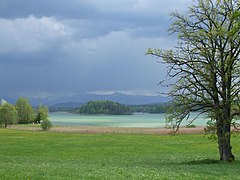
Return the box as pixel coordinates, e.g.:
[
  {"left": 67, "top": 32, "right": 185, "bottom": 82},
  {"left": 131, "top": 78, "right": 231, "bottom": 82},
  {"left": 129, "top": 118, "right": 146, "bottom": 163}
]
[
  {"left": 147, "top": 0, "right": 240, "bottom": 161},
  {"left": 15, "top": 97, "right": 35, "bottom": 124}
]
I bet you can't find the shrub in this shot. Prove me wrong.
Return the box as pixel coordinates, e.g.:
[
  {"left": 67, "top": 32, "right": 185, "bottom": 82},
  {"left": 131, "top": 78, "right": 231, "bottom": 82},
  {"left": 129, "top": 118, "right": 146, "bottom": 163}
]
[
  {"left": 41, "top": 119, "right": 52, "bottom": 131},
  {"left": 186, "top": 124, "right": 196, "bottom": 128}
]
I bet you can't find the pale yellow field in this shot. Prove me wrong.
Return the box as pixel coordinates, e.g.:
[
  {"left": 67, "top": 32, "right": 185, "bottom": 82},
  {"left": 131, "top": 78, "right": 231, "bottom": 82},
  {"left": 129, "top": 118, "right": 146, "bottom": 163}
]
[{"left": 8, "top": 125, "right": 205, "bottom": 135}]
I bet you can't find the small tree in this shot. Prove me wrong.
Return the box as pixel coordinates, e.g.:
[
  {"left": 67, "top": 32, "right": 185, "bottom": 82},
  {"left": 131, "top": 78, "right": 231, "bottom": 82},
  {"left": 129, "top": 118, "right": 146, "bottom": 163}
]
[
  {"left": 35, "top": 104, "right": 49, "bottom": 123},
  {"left": 0, "top": 103, "right": 17, "bottom": 127},
  {"left": 35, "top": 104, "right": 52, "bottom": 131},
  {"left": 15, "top": 97, "right": 35, "bottom": 124},
  {"left": 147, "top": 0, "right": 240, "bottom": 161}
]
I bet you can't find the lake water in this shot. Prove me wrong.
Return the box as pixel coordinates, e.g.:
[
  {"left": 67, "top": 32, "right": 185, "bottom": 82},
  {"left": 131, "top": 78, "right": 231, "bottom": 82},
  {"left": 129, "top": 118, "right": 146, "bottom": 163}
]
[{"left": 49, "top": 112, "right": 209, "bottom": 127}]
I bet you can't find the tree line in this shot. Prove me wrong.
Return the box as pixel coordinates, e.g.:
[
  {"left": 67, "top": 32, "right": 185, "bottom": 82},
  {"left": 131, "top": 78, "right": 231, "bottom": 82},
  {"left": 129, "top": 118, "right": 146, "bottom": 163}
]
[
  {"left": 129, "top": 104, "right": 166, "bottom": 114},
  {"left": 0, "top": 97, "right": 49, "bottom": 128},
  {"left": 77, "top": 100, "right": 167, "bottom": 115},
  {"left": 79, "top": 100, "right": 132, "bottom": 115}
]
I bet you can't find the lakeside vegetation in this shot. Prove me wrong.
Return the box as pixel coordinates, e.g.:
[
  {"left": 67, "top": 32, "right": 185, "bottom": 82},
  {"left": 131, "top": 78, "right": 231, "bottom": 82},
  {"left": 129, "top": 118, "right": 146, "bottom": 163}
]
[
  {"left": 129, "top": 104, "right": 166, "bottom": 113},
  {"left": 0, "top": 128, "right": 240, "bottom": 179},
  {"left": 49, "top": 101, "right": 167, "bottom": 114},
  {"left": 0, "top": 97, "right": 50, "bottom": 130},
  {"left": 79, "top": 100, "right": 132, "bottom": 115}
]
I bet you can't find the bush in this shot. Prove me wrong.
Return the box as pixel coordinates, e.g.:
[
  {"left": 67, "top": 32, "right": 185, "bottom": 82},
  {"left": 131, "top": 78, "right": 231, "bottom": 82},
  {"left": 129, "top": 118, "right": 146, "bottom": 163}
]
[
  {"left": 186, "top": 124, "right": 196, "bottom": 128},
  {"left": 41, "top": 119, "right": 52, "bottom": 131}
]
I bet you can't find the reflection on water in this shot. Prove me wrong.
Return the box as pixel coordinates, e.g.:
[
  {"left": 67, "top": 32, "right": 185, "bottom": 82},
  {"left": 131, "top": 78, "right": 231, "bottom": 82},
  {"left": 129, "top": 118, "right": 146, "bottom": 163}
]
[{"left": 49, "top": 112, "right": 208, "bottom": 127}]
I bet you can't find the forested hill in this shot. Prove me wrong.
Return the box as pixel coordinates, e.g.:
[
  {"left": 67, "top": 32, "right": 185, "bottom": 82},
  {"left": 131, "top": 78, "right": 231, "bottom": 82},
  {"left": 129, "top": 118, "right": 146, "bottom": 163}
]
[{"left": 79, "top": 100, "right": 132, "bottom": 115}]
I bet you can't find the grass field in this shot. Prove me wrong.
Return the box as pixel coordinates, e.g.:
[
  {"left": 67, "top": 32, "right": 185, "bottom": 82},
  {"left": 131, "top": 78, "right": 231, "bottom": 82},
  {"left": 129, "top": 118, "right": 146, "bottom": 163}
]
[{"left": 0, "top": 128, "right": 240, "bottom": 179}]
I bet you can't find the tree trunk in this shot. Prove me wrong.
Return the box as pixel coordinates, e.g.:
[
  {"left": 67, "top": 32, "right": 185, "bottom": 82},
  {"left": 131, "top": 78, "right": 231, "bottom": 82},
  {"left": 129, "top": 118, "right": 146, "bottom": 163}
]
[{"left": 217, "top": 123, "right": 235, "bottom": 161}]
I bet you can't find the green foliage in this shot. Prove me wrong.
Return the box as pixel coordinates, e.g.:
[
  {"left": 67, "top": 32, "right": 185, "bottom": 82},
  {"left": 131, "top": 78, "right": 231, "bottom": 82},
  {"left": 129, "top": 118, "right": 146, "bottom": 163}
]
[
  {"left": 147, "top": 0, "right": 240, "bottom": 161},
  {"left": 186, "top": 124, "right": 196, "bottom": 128},
  {"left": 41, "top": 119, "right": 52, "bottom": 131},
  {"left": 79, "top": 100, "right": 132, "bottom": 115},
  {"left": 0, "top": 129, "right": 240, "bottom": 179},
  {"left": 49, "top": 103, "right": 167, "bottom": 114},
  {"left": 0, "top": 103, "right": 17, "bottom": 127},
  {"left": 129, "top": 104, "right": 166, "bottom": 113},
  {"left": 15, "top": 97, "right": 35, "bottom": 124},
  {"left": 204, "top": 120, "right": 218, "bottom": 140},
  {"left": 35, "top": 104, "right": 49, "bottom": 123}
]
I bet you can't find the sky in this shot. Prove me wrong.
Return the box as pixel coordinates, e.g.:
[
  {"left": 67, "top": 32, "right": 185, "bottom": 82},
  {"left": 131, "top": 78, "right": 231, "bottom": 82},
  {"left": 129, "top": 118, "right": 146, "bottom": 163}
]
[{"left": 0, "top": 0, "right": 190, "bottom": 99}]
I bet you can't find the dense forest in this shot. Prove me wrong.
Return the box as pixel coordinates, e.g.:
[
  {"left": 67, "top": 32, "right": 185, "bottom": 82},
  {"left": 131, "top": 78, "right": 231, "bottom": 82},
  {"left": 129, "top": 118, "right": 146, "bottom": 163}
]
[{"left": 79, "top": 100, "right": 132, "bottom": 115}]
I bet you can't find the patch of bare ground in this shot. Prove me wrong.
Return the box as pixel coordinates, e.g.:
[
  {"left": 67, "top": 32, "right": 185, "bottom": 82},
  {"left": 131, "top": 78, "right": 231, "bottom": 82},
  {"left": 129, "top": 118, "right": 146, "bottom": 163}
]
[{"left": 8, "top": 125, "right": 205, "bottom": 135}]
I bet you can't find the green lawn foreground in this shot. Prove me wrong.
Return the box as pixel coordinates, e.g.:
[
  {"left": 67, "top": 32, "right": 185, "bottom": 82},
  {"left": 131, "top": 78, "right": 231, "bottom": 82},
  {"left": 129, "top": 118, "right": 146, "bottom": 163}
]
[{"left": 0, "top": 129, "right": 240, "bottom": 180}]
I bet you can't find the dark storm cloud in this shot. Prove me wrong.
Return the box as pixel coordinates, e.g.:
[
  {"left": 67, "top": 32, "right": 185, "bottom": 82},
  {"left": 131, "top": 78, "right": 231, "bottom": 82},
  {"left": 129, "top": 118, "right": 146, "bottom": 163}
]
[
  {"left": 0, "top": 0, "right": 96, "bottom": 19},
  {"left": 0, "top": 0, "right": 186, "bottom": 30},
  {"left": 0, "top": 0, "right": 190, "bottom": 98}
]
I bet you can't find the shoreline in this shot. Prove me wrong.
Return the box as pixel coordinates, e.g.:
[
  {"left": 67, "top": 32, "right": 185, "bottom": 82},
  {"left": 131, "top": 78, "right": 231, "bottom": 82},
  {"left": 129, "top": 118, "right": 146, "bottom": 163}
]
[{"left": 8, "top": 125, "right": 206, "bottom": 135}]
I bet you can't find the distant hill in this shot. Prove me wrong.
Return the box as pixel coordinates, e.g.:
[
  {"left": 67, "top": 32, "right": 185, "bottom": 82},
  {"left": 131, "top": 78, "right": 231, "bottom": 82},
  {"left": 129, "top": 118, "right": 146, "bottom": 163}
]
[
  {"left": 49, "top": 102, "right": 83, "bottom": 112},
  {"left": 2, "top": 92, "right": 170, "bottom": 107},
  {"left": 65, "top": 92, "right": 170, "bottom": 106},
  {"left": 51, "top": 102, "right": 83, "bottom": 108}
]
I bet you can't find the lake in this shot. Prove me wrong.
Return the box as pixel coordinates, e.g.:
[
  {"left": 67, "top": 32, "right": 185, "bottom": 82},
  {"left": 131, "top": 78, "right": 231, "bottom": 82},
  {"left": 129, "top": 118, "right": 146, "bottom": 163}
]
[{"left": 49, "top": 112, "right": 209, "bottom": 127}]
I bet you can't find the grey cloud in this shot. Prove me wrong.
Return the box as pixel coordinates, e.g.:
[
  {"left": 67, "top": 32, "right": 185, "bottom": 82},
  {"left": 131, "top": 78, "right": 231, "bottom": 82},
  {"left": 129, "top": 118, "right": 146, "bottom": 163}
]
[
  {"left": 0, "top": 0, "right": 188, "bottom": 31},
  {"left": 0, "top": 0, "right": 97, "bottom": 19},
  {"left": 0, "top": 0, "right": 191, "bottom": 98},
  {"left": 0, "top": 0, "right": 189, "bottom": 18},
  {"left": 0, "top": 16, "right": 72, "bottom": 51},
  {"left": 0, "top": 16, "right": 72, "bottom": 66}
]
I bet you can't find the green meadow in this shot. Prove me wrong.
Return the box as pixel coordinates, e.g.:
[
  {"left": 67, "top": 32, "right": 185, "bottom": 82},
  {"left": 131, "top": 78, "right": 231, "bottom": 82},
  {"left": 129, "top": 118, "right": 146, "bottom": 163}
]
[{"left": 0, "top": 128, "right": 240, "bottom": 179}]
